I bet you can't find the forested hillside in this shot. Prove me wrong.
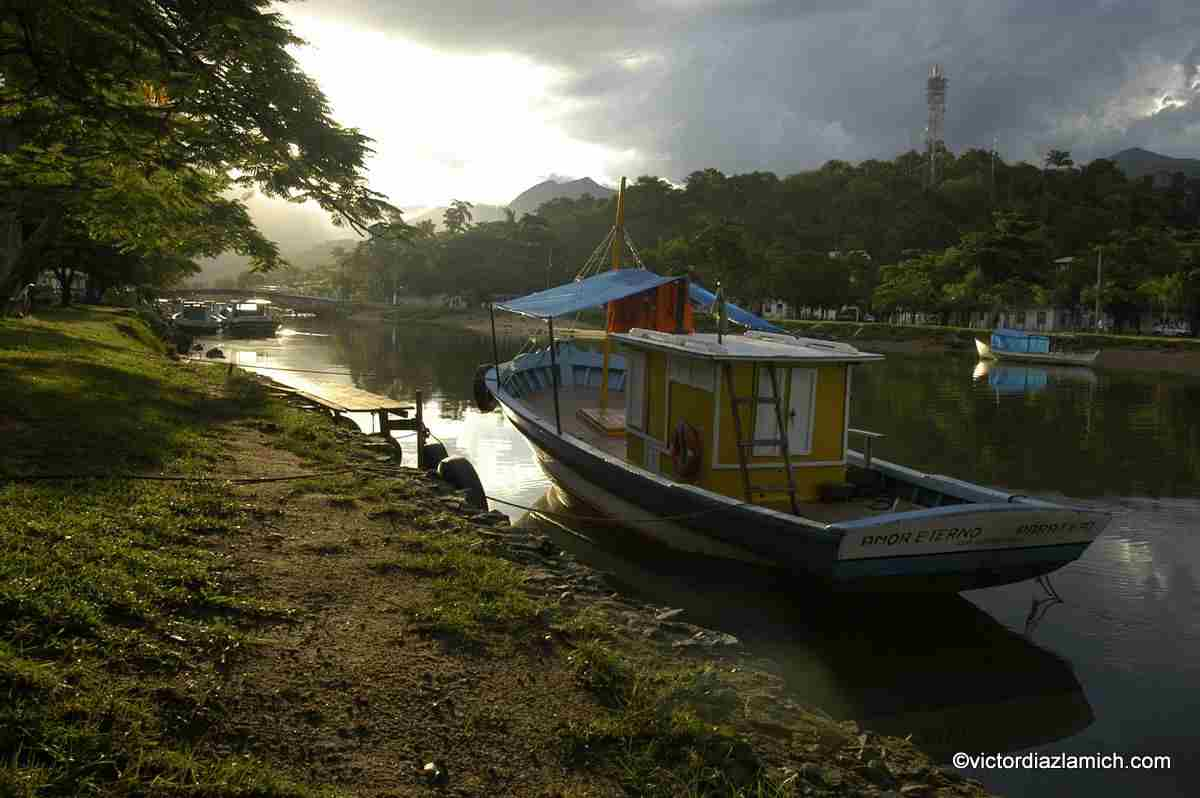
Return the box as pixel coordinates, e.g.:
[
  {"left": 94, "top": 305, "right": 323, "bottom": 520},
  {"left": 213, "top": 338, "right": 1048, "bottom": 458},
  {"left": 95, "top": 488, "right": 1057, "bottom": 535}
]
[{"left": 314, "top": 148, "right": 1200, "bottom": 332}]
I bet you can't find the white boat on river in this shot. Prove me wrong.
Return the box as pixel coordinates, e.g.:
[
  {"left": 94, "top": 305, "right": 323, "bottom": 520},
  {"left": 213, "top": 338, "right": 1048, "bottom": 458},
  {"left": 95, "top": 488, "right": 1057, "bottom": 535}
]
[
  {"left": 223, "top": 300, "right": 279, "bottom": 337},
  {"left": 475, "top": 180, "right": 1111, "bottom": 592}
]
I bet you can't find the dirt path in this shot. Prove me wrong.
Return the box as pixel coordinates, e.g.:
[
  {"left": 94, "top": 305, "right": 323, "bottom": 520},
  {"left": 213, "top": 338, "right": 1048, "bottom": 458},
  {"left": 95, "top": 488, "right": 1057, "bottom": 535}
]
[{"left": 189, "top": 402, "right": 994, "bottom": 797}]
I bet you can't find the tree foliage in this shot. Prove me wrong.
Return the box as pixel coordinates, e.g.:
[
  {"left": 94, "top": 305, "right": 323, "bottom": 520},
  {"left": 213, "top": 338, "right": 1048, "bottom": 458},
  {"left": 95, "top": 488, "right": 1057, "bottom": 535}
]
[
  {"left": 0, "top": 0, "right": 392, "bottom": 303},
  {"left": 245, "top": 145, "right": 1200, "bottom": 333}
]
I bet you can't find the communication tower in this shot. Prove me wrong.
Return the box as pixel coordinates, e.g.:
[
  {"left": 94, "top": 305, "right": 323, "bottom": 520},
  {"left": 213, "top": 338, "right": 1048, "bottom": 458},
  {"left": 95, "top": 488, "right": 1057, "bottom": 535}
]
[{"left": 926, "top": 64, "right": 948, "bottom": 186}]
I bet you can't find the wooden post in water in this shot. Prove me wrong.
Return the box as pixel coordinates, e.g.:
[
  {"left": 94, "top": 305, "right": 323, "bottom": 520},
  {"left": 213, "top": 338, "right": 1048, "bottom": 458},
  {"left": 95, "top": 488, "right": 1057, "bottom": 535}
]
[
  {"left": 377, "top": 408, "right": 391, "bottom": 443},
  {"left": 415, "top": 389, "right": 427, "bottom": 468},
  {"left": 547, "top": 318, "right": 562, "bottom": 435}
]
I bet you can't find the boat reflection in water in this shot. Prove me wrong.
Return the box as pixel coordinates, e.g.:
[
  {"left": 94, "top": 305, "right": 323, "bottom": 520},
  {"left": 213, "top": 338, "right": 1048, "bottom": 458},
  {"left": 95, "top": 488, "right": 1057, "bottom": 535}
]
[
  {"left": 973, "top": 360, "right": 1098, "bottom": 396},
  {"left": 517, "top": 484, "right": 1094, "bottom": 761}
]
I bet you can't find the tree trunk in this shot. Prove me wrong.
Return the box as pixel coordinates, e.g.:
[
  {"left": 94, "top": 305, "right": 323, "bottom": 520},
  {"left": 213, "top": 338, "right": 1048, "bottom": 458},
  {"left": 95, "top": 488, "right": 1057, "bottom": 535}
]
[
  {"left": 57, "top": 267, "right": 74, "bottom": 307},
  {"left": 0, "top": 206, "right": 65, "bottom": 303}
]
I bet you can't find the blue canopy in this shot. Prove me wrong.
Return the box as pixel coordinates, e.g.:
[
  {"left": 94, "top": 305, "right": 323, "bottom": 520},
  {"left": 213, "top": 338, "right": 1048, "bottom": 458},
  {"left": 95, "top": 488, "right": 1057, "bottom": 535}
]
[
  {"left": 991, "top": 328, "right": 1050, "bottom": 354},
  {"left": 687, "top": 283, "right": 784, "bottom": 333},
  {"left": 496, "top": 269, "right": 678, "bottom": 319},
  {"left": 495, "top": 268, "right": 784, "bottom": 334}
]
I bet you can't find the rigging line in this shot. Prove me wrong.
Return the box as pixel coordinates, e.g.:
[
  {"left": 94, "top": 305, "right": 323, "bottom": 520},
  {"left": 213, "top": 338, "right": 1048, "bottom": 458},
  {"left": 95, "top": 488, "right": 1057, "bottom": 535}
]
[
  {"left": 358, "top": 464, "right": 757, "bottom": 524},
  {"left": 622, "top": 231, "right": 646, "bottom": 268},
  {"left": 575, "top": 227, "right": 616, "bottom": 280},
  {"left": 577, "top": 230, "right": 609, "bottom": 278}
]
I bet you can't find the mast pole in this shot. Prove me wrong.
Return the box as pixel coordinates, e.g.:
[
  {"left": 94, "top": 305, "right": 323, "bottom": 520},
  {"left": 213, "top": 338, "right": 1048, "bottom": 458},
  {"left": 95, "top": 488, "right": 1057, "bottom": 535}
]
[
  {"left": 599, "top": 176, "right": 626, "bottom": 416},
  {"left": 611, "top": 177, "right": 625, "bottom": 270}
]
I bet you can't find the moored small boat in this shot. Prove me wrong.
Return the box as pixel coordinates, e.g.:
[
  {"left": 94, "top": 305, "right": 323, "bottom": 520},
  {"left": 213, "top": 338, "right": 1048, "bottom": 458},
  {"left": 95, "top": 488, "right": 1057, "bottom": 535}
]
[
  {"left": 224, "top": 300, "right": 279, "bottom": 337},
  {"left": 977, "top": 329, "right": 1100, "bottom": 367},
  {"left": 171, "top": 304, "right": 222, "bottom": 334},
  {"left": 474, "top": 179, "right": 1110, "bottom": 592}
]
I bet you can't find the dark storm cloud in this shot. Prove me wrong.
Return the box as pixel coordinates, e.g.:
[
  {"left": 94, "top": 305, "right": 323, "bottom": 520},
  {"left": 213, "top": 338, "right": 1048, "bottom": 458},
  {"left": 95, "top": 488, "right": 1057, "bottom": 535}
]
[{"left": 298, "top": 0, "right": 1200, "bottom": 175}]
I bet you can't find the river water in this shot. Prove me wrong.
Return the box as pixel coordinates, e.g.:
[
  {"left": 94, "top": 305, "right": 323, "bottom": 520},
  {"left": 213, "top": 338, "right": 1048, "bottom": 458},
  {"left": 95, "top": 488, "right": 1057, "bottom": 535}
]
[{"left": 200, "top": 319, "right": 1199, "bottom": 797}]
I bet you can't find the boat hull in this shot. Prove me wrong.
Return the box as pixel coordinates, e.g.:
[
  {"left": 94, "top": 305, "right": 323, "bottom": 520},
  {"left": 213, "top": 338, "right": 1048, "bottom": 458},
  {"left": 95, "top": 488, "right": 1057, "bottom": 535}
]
[
  {"left": 489, "top": 367, "right": 1109, "bottom": 592},
  {"left": 224, "top": 320, "right": 279, "bottom": 337},
  {"left": 989, "top": 349, "right": 1100, "bottom": 367},
  {"left": 979, "top": 330, "right": 1100, "bottom": 367},
  {"left": 173, "top": 320, "right": 221, "bottom": 334}
]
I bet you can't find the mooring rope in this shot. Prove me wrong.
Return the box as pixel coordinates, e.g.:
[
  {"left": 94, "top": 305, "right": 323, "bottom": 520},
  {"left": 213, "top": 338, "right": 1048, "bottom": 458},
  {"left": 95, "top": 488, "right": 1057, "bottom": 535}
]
[{"left": 478, "top": 494, "right": 752, "bottom": 525}]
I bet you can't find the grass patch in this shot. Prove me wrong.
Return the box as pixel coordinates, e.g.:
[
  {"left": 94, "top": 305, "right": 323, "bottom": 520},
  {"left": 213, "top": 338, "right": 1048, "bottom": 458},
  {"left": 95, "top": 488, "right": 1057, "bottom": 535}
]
[
  {"left": 0, "top": 307, "right": 326, "bottom": 795},
  {"left": 561, "top": 641, "right": 789, "bottom": 797},
  {"left": 371, "top": 525, "right": 544, "bottom": 641}
]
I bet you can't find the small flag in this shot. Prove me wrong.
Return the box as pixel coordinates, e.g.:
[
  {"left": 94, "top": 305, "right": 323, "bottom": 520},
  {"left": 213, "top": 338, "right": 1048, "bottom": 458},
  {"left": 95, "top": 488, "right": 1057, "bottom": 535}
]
[{"left": 714, "top": 281, "right": 727, "bottom": 339}]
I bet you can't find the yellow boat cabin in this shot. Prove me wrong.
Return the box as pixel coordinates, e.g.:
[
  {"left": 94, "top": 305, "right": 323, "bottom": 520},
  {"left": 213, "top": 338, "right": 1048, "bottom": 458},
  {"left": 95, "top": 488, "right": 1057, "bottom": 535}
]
[{"left": 608, "top": 329, "right": 883, "bottom": 512}]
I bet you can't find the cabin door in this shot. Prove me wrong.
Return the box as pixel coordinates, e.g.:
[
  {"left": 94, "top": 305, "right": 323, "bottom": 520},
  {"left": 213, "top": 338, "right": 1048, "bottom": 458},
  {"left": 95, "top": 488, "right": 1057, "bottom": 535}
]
[
  {"left": 785, "top": 368, "right": 815, "bottom": 455},
  {"left": 753, "top": 367, "right": 815, "bottom": 457}
]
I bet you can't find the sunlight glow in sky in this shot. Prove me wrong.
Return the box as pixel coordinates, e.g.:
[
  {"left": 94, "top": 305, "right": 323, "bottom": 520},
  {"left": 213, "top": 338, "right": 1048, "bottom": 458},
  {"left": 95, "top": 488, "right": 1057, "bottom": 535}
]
[{"left": 284, "top": 9, "right": 634, "bottom": 208}]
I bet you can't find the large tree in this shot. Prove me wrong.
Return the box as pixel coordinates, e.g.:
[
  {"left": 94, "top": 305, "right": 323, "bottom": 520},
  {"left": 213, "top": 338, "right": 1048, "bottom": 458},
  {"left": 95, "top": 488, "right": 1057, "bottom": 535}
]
[{"left": 0, "top": 0, "right": 392, "bottom": 300}]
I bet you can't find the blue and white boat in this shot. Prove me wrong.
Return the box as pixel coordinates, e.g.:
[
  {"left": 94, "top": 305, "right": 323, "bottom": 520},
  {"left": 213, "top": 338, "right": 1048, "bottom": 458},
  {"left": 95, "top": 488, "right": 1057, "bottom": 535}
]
[
  {"left": 171, "top": 303, "right": 222, "bottom": 334},
  {"left": 975, "top": 329, "right": 1100, "bottom": 367},
  {"left": 475, "top": 180, "right": 1110, "bottom": 591}
]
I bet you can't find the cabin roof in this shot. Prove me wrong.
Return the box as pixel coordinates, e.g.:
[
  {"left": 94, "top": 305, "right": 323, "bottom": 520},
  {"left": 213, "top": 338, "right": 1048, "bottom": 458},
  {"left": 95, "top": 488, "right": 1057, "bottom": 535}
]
[{"left": 611, "top": 329, "right": 883, "bottom": 363}]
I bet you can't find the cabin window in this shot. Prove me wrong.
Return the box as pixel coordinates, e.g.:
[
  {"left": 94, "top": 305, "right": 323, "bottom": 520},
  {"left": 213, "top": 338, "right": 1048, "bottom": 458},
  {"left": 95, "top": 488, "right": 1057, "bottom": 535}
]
[
  {"left": 625, "top": 352, "right": 647, "bottom": 430},
  {"left": 753, "top": 367, "right": 816, "bottom": 457},
  {"left": 668, "top": 356, "right": 714, "bottom": 393}
]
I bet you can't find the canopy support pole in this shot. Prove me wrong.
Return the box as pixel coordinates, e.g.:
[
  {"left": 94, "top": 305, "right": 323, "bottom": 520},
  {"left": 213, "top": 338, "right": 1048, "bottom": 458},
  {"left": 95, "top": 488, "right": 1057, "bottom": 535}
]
[
  {"left": 599, "top": 334, "right": 610, "bottom": 414},
  {"left": 489, "top": 302, "right": 501, "bottom": 386},
  {"left": 548, "top": 317, "right": 562, "bottom": 435}
]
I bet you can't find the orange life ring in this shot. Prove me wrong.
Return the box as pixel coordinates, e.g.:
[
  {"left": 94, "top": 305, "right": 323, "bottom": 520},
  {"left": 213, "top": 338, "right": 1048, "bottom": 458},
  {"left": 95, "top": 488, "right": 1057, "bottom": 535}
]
[{"left": 670, "top": 421, "right": 703, "bottom": 480}]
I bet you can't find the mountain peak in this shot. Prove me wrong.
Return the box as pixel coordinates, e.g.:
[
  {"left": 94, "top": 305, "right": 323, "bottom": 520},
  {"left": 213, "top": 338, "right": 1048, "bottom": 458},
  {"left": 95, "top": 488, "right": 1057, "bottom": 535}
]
[
  {"left": 508, "top": 177, "right": 615, "bottom": 216},
  {"left": 1105, "top": 147, "right": 1200, "bottom": 179}
]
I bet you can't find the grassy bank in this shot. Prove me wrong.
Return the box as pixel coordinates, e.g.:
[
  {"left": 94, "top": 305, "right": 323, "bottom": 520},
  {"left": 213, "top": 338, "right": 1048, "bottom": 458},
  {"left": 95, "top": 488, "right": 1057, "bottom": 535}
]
[
  {"left": 0, "top": 308, "right": 342, "bottom": 796},
  {"left": 1, "top": 307, "right": 991, "bottom": 797}
]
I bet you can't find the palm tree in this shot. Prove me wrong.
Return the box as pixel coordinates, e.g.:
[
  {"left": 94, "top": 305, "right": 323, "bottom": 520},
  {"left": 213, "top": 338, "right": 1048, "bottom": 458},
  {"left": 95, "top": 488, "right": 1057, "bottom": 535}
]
[{"left": 443, "top": 200, "right": 474, "bottom": 234}]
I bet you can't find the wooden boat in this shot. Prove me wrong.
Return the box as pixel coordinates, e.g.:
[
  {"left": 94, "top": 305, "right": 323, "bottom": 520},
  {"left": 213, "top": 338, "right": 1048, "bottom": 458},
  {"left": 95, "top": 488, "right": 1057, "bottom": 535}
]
[
  {"left": 223, "top": 300, "right": 279, "bottom": 337},
  {"left": 975, "top": 330, "right": 1099, "bottom": 367},
  {"left": 476, "top": 180, "right": 1110, "bottom": 592},
  {"left": 171, "top": 303, "right": 222, "bottom": 334}
]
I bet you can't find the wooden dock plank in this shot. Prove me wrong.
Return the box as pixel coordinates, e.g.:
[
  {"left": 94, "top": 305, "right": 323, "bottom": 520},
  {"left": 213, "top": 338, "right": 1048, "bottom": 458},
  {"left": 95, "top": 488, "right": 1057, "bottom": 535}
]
[{"left": 285, "top": 382, "right": 409, "bottom": 413}]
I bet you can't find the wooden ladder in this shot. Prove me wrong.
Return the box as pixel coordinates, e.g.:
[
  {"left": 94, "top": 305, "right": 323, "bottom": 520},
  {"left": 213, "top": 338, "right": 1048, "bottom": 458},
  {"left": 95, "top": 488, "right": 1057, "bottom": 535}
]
[{"left": 723, "top": 363, "right": 800, "bottom": 514}]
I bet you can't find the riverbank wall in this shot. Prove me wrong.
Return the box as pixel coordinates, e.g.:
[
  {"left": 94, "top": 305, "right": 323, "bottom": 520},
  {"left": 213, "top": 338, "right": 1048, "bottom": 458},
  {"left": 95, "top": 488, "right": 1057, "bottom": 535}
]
[{"left": 0, "top": 306, "right": 992, "bottom": 796}]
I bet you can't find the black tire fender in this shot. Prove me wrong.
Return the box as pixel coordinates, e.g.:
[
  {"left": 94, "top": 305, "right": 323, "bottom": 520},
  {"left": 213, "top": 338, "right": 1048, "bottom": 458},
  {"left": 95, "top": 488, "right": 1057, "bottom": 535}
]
[
  {"left": 420, "top": 442, "right": 448, "bottom": 470},
  {"left": 436, "top": 456, "right": 487, "bottom": 511},
  {"left": 474, "top": 364, "right": 498, "bottom": 413}
]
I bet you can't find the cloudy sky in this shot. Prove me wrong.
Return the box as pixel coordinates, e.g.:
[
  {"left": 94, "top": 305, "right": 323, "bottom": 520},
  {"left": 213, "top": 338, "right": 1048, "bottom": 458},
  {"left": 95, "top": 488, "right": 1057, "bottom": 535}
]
[{"left": 253, "top": 0, "right": 1200, "bottom": 247}]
